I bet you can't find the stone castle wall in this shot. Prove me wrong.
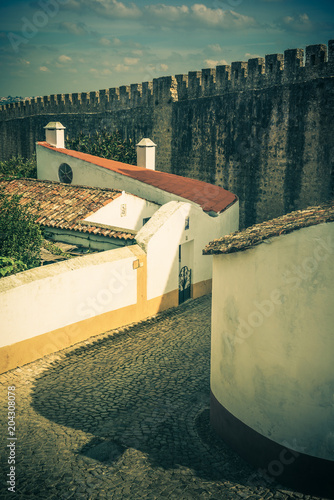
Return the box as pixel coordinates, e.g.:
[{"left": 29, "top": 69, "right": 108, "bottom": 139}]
[{"left": 1, "top": 41, "right": 333, "bottom": 227}]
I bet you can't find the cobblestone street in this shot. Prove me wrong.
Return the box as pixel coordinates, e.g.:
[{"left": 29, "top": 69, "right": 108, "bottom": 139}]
[{"left": 0, "top": 295, "right": 329, "bottom": 499}]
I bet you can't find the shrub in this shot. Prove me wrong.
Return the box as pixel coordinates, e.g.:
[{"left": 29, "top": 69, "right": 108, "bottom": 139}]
[
  {"left": 0, "top": 191, "right": 43, "bottom": 273},
  {"left": 0, "top": 256, "right": 27, "bottom": 277},
  {"left": 0, "top": 154, "right": 37, "bottom": 179},
  {"left": 66, "top": 130, "right": 136, "bottom": 164}
]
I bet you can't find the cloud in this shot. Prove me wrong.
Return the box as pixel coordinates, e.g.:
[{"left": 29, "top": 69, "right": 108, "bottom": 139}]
[
  {"left": 58, "top": 22, "right": 89, "bottom": 36},
  {"left": 148, "top": 4, "right": 189, "bottom": 22},
  {"left": 79, "top": 0, "right": 141, "bottom": 19},
  {"left": 145, "top": 3, "right": 256, "bottom": 30},
  {"left": 64, "top": 1, "right": 256, "bottom": 30},
  {"left": 204, "top": 58, "right": 228, "bottom": 68},
  {"left": 89, "top": 68, "right": 112, "bottom": 76},
  {"left": 280, "top": 13, "right": 313, "bottom": 32},
  {"left": 208, "top": 44, "right": 223, "bottom": 52},
  {"left": 99, "top": 37, "right": 123, "bottom": 47},
  {"left": 99, "top": 37, "right": 111, "bottom": 46},
  {"left": 59, "top": 0, "right": 81, "bottom": 9},
  {"left": 124, "top": 57, "right": 139, "bottom": 65},
  {"left": 191, "top": 4, "right": 256, "bottom": 29},
  {"left": 58, "top": 55, "right": 72, "bottom": 63},
  {"left": 245, "top": 52, "right": 261, "bottom": 59},
  {"left": 39, "top": 66, "right": 50, "bottom": 72},
  {"left": 143, "top": 62, "right": 170, "bottom": 80},
  {"left": 115, "top": 63, "right": 129, "bottom": 72}
]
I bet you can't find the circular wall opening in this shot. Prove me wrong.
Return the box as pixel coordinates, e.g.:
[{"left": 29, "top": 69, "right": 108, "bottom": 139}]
[{"left": 58, "top": 163, "right": 73, "bottom": 184}]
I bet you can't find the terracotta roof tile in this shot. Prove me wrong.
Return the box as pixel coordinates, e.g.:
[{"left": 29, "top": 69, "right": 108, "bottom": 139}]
[
  {"left": 0, "top": 178, "right": 135, "bottom": 241},
  {"left": 203, "top": 202, "right": 334, "bottom": 255},
  {"left": 38, "top": 142, "right": 237, "bottom": 214}
]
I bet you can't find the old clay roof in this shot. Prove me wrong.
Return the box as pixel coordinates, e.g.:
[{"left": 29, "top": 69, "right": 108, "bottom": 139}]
[
  {"left": 203, "top": 202, "right": 334, "bottom": 255},
  {"left": 38, "top": 142, "right": 237, "bottom": 214},
  {"left": 0, "top": 178, "right": 136, "bottom": 241}
]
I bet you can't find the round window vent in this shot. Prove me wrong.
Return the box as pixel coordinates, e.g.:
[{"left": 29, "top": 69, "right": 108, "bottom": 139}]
[{"left": 58, "top": 163, "right": 73, "bottom": 184}]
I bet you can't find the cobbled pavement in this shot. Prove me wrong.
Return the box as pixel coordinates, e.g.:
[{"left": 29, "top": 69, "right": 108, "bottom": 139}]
[{"left": 0, "top": 295, "right": 330, "bottom": 499}]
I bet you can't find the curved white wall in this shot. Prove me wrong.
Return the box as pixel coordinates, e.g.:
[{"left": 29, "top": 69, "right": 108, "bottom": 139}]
[{"left": 211, "top": 222, "right": 334, "bottom": 461}]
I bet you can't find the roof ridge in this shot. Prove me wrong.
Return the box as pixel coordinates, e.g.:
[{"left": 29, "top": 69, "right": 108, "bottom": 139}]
[
  {"left": 204, "top": 201, "right": 334, "bottom": 255},
  {"left": 37, "top": 142, "right": 238, "bottom": 214},
  {"left": 0, "top": 177, "right": 123, "bottom": 195}
]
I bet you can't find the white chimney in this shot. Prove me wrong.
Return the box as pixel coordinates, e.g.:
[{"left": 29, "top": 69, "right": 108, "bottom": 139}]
[
  {"left": 44, "top": 122, "right": 66, "bottom": 148},
  {"left": 136, "top": 138, "right": 157, "bottom": 170}
]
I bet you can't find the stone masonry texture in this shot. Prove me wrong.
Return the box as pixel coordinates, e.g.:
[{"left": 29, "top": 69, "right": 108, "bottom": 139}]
[
  {"left": 1, "top": 42, "right": 334, "bottom": 228},
  {"left": 0, "top": 296, "right": 330, "bottom": 499}
]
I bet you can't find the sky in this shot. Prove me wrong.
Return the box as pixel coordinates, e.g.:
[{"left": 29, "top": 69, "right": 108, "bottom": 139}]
[{"left": 0, "top": 0, "right": 333, "bottom": 97}]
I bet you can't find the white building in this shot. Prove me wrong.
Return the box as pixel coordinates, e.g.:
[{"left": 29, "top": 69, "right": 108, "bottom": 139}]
[
  {"left": 36, "top": 122, "right": 239, "bottom": 303},
  {"left": 0, "top": 178, "right": 159, "bottom": 251},
  {"left": 0, "top": 124, "right": 239, "bottom": 373},
  {"left": 203, "top": 203, "right": 334, "bottom": 498}
]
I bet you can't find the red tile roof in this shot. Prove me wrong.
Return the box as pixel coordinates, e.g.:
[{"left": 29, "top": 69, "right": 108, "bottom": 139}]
[
  {"left": 203, "top": 202, "right": 334, "bottom": 255},
  {"left": 0, "top": 178, "right": 135, "bottom": 241},
  {"left": 38, "top": 142, "right": 237, "bottom": 213}
]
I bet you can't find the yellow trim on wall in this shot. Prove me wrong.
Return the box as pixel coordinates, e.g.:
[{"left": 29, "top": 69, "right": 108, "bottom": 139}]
[
  {"left": 0, "top": 288, "right": 178, "bottom": 374},
  {"left": 192, "top": 279, "right": 212, "bottom": 299},
  {"left": 0, "top": 270, "right": 210, "bottom": 374}
]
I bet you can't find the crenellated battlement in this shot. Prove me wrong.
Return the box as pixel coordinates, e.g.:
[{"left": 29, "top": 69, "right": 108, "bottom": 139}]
[{"left": 1, "top": 40, "right": 333, "bottom": 122}]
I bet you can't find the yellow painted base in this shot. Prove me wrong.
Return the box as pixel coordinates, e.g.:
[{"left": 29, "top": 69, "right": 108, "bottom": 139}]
[
  {"left": 0, "top": 289, "right": 179, "bottom": 374},
  {"left": 192, "top": 279, "right": 212, "bottom": 299},
  {"left": 0, "top": 275, "right": 210, "bottom": 374}
]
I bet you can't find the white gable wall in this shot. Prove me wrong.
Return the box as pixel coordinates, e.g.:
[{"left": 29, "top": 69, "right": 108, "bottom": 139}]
[
  {"left": 37, "top": 144, "right": 202, "bottom": 209},
  {"left": 137, "top": 200, "right": 239, "bottom": 300},
  {"left": 84, "top": 192, "right": 160, "bottom": 231}
]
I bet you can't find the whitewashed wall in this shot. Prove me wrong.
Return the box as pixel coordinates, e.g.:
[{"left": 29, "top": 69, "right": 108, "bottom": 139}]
[
  {"left": 85, "top": 192, "right": 160, "bottom": 231},
  {"left": 37, "top": 144, "right": 197, "bottom": 207},
  {"left": 211, "top": 222, "right": 334, "bottom": 461},
  {"left": 137, "top": 200, "right": 239, "bottom": 300},
  {"left": 0, "top": 247, "right": 137, "bottom": 348}
]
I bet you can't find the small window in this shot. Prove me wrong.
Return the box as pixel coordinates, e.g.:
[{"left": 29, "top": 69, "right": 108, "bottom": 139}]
[
  {"left": 268, "top": 63, "right": 273, "bottom": 73},
  {"left": 58, "top": 163, "right": 73, "bottom": 184},
  {"left": 185, "top": 217, "right": 189, "bottom": 230},
  {"left": 310, "top": 54, "right": 316, "bottom": 66}
]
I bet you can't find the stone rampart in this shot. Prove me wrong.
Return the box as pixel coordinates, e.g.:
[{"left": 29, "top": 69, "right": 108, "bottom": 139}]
[{"left": 1, "top": 41, "right": 333, "bottom": 227}]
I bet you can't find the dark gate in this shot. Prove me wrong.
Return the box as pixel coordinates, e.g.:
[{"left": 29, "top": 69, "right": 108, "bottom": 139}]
[{"left": 179, "top": 266, "right": 191, "bottom": 304}]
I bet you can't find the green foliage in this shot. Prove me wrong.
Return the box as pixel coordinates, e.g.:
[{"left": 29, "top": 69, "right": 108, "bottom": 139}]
[
  {"left": 0, "top": 191, "right": 43, "bottom": 274},
  {"left": 0, "top": 256, "right": 27, "bottom": 277},
  {"left": 0, "top": 154, "right": 37, "bottom": 179},
  {"left": 66, "top": 130, "right": 137, "bottom": 164},
  {"left": 42, "top": 240, "right": 73, "bottom": 259}
]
